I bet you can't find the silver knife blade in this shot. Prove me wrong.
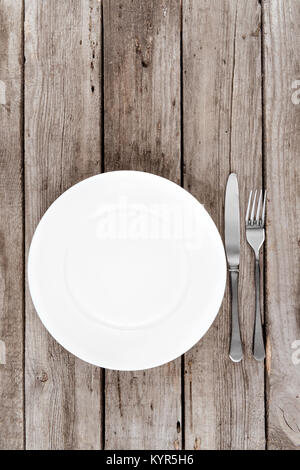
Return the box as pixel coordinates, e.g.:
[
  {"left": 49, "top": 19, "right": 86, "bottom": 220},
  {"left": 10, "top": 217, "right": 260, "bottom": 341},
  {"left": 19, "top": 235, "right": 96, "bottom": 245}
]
[{"left": 225, "top": 173, "right": 240, "bottom": 268}]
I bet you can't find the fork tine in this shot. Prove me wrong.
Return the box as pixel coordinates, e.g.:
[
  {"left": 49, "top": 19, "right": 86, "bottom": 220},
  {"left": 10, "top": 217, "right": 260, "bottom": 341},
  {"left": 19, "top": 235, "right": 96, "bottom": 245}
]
[
  {"left": 245, "top": 190, "right": 252, "bottom": 224},
  {"left": 261, "top": 190, "right": 267, "bottom": 226},
  {"left": 256, "top": 190, "right": 262, "bottom": 223},
  {"left": 250, "top": 190, "right": 257, "bottom": 224}
]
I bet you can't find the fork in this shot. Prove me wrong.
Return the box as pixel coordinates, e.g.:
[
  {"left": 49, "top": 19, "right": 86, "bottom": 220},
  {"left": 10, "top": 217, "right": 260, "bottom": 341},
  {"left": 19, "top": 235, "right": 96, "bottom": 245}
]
[{"left": 245, "top": 190, "right": 266, "bottom": 361}]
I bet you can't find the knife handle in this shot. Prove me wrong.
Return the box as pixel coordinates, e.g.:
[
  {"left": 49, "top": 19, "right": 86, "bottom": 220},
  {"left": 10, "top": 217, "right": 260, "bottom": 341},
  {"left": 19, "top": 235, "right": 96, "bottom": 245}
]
[{"left": 229, "top": 269, "right": 243, "bottom": 362}]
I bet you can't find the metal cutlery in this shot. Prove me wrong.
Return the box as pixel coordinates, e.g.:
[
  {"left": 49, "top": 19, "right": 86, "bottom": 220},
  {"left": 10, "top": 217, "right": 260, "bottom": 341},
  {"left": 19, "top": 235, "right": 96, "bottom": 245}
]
[
  {"left": 225, "top": 173, "right": 243, "bottom": 362},
  {"left": 245, "top": 190, "right": 266, "bottom": 361}
]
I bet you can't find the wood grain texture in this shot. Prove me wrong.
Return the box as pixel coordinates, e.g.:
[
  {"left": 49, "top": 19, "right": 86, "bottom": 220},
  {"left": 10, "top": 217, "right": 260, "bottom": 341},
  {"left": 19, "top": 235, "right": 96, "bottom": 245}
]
[
  {"left": 103, "top": 0, "right": 181, "bottom": 450},
  {"left": 0, "top": 0, "right": 297, "bottom": 450},
  {"left": 0, "top": 0, "right": 24, "bottom": 450},
  {"left": 24, "top": 0, "right": 102, "bottom": 449},
  {"left": 263, "top": 0, "right": 300, "bottom": 450},
  {"left": 183, "top": 0, "right": 265, "bottom": 449}
]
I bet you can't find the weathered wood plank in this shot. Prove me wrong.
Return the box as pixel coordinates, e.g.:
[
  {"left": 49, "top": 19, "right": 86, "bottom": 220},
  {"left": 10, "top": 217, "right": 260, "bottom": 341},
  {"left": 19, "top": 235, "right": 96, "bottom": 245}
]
[
  {"left": 263, "top": 0, "right": 300, "bottom": 450},
  {"left": 24, "top": 0, "right": 102, "bottom": 449},
  {"left": 103, "top": 0, "right": 181, "bottom": 449},
  {"left": 183, "top": 0, "right": 265, "bottom": 449},
  {"left": 0, "top": 0, "right": 24, "bottom": 450}
]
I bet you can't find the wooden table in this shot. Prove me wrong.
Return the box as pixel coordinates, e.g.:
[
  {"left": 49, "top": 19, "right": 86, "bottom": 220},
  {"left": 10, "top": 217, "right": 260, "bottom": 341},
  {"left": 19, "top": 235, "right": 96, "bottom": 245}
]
[{"left": 0, "top": 0, "right": 299, "bottom": 450}]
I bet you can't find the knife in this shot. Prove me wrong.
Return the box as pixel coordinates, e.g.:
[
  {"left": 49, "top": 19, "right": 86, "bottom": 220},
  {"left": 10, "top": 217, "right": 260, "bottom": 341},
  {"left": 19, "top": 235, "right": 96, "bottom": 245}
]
[{"left": 225, "top": 173, "right": 243, "bottom": 362}]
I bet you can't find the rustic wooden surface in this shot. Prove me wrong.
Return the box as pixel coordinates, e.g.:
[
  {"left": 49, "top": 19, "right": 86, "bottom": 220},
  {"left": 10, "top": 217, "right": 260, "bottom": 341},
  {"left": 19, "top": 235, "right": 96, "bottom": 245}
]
[
  {"left": 263, "top": 0, "right": 300, "bottom": 450},
  {"left": 103, "top": 0, "right": 182, "bottom": 450},
  {"left": 0, "top": 0, "right": 299, "bottom": 450},
  {"left": 24, "top": 0, "right": 102, "bottom": 449},
  {"left": 0, "top": 0, "right": 24, "bottom": 450},
  {"left": 183, "top": 0, "right": 265, "bottom": 450}
]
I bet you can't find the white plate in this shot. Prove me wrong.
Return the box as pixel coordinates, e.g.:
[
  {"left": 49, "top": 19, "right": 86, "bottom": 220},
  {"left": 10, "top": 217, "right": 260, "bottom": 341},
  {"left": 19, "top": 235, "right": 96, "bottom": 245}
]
[{"left": 28, "top": 171, "right": 226, "bottom": 370}]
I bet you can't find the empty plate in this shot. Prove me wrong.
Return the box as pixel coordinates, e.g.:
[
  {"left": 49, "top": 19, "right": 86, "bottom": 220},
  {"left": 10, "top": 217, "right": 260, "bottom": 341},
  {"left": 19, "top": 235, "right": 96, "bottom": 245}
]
[{"left": 28, "top": 171, "right": 226, "bottom": 370}]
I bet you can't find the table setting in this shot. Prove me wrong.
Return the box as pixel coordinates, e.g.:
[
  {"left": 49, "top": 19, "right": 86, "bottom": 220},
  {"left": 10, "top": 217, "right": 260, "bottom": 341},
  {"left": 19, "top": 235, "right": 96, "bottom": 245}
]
[
  {"left": 28, "top": 170, "right": 266, "bottom": 370},
  {"left": 1, "top": 0, "right": 298, "bottom": 451}
]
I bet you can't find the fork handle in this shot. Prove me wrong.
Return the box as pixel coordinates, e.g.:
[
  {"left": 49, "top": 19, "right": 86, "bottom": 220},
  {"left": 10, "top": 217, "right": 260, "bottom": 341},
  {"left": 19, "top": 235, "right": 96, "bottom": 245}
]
[
  {"left": 253, "top": 258, "right": 265, "bottom": 361},
  {"left": 229, "top": 269, "right": 243, "bottom": 362}
]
